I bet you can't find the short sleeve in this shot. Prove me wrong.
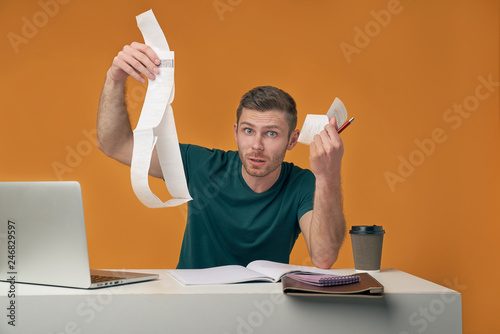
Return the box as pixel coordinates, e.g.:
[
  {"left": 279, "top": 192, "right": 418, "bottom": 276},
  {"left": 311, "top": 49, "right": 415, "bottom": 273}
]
[{"left": 295, "top": 169, "right": 316, "bottom": 222}]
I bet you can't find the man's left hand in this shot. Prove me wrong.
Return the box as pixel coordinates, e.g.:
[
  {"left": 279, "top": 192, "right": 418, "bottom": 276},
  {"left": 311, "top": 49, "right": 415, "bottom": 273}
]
[{"left": 309, "top": 116, "right": 344, "bottom": 182}]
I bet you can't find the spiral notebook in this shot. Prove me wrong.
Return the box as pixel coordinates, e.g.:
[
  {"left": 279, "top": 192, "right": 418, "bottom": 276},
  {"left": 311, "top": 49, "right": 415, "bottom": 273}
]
[
  {"left": 285, "top": 273, "right": 360, "bottom": 287},
  {"left": 282, "top": 272, "right": 384, "bottom": 297}
]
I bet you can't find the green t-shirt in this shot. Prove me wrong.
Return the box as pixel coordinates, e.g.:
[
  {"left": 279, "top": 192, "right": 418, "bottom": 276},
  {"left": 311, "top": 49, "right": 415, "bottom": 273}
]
[{"left": 177, "top": 144, "right": 315, "bottom": 269}]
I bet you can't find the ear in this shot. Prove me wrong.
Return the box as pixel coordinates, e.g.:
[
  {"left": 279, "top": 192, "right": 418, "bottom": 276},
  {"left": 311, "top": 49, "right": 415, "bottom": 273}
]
[
  {"left": 234, "top": 122, "right": 238, "bottom": 142},
  {"left": 287, "top": 129, "right": 300, "bottom": 150}
]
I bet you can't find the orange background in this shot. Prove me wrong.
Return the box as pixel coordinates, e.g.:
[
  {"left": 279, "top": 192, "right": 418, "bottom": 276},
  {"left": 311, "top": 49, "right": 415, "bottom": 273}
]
[{"left": 1, "top": 0, "right": 498, "bottom": 332}]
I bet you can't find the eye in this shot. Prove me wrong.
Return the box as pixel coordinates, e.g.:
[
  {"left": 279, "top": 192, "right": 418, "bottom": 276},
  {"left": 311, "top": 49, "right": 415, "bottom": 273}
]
[
  {"left": 244, "top": 128, "right": 253, "bottom": 135},
  {"left": 268, "top": 131, "right": 277, "bottom": 137}
]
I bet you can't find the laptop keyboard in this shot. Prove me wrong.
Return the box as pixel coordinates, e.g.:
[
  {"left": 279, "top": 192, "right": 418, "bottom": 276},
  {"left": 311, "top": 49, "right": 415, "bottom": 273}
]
[{"left": 91, "top": 275, "right": 123, "bottom": 283}]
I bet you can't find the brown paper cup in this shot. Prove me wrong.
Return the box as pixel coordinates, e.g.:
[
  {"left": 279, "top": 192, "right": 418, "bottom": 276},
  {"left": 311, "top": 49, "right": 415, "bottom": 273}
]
[{"left": 349, "top": 225, "right": 385, "bottom": 273}]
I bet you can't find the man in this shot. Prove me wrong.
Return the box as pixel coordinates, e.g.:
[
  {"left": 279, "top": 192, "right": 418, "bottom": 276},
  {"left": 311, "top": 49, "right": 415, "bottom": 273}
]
[{"left": 97, "top": 42, "right": 346, "bottom": 269}]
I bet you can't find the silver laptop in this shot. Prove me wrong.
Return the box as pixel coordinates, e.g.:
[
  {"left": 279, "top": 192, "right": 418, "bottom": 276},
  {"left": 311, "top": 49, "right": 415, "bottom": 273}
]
[{"left": 0, "top": 181, "right": 158, "bottom": 289}]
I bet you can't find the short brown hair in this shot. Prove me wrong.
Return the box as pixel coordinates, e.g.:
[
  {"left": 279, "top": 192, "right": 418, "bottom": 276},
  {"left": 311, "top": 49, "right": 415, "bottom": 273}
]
[{"left": 236, "top": 86, "right": 297, "bottom": 135}]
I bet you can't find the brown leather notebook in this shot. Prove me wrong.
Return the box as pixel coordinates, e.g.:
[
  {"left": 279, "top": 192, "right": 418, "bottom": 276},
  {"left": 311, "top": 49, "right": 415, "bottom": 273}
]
[{"left": 282, "top": 273, "right": 384, "bottom": 298}]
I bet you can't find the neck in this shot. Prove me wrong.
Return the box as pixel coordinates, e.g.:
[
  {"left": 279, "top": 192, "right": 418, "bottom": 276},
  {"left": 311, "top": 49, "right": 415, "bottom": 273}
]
[{"left": 241, "top": 165, "right": 282, "bottom": 194}]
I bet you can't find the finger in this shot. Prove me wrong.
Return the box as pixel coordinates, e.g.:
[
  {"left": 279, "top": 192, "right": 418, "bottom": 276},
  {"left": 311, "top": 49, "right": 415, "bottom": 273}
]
[
  {"left": 324, "top": 122, "right": 340, "bottom": 140},
  {"left": 326, "top": 115, "right": 342, "bottom": 137},
  {"left": 113, "top": 54, "right": 150, "bottom": 83},
  {"left": 118, "top": 51, "right": 159, "bottom": 82},
  {"left": 121, "top": 45, "right": 159, "bottom": 79},
  {"left": 111, "top": 56, "right": 145, "bottom": 82},
  {"left": 323, "top": 126, "right": 344, "bottom": 147},
  {"left": 309, "top": 138, "right": 320, "bottom": 165},
  {"left": 309, "top": 139, "right": 317, "bottom": 155},
  {"left": 318, "top": 131, "right": 334, "bottom": 153},
  {"left": 130, "top": 42, "right": 161, "bottom": 70},
  {"left": 329, "top": 116, "right": 338, "bottom": 129},
  {"left": 311, "top": 133, "right": 326, "bottom": 156},
  {"left": 131, "top": 42, "right": 161, "bottom": 65},
  {"left": 121, "top": 44, "right": 160, "bottom": 77},
  {"left": 319, "top": 126, "right": 344, "bottom": 154}
]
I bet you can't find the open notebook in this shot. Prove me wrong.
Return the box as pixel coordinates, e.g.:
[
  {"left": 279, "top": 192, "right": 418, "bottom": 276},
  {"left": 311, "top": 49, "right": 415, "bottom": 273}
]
[{"left": 167, "top": 260, "right": 344, "bottom": 285}]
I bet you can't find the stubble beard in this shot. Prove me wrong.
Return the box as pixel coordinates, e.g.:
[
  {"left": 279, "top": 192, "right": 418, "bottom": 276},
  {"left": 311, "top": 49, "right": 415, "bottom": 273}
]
[{"left": 239, "top": 149, "right": 287, "bottom": 178}]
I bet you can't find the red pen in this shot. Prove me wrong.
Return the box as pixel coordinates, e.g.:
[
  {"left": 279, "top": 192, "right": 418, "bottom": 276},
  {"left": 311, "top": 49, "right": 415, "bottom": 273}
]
[{"left": 338, "top": 117, "right": 354, "bottom": 134}]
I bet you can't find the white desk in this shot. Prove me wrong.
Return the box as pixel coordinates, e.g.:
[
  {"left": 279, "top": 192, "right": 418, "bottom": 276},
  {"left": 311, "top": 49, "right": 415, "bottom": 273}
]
[{"left": 0, "top": 268, "right": 461, "bottom": 334}]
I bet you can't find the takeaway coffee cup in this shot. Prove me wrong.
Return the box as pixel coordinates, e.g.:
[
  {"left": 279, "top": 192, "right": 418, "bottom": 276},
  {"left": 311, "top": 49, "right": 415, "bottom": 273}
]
[{"left": 349, "top": 225, "right": 385, "bottom": 273}]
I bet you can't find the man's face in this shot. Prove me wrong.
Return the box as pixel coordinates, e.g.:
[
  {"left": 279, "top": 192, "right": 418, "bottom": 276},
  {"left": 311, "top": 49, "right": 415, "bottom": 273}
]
[{"left": 234, "top": 108, "right": 298, "bottom": 180}]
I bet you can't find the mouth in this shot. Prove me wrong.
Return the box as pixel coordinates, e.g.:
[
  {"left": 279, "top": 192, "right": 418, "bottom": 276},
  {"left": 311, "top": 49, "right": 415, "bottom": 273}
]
[{"left": 248, "top": 157, "right": 266, "bottom": 166}]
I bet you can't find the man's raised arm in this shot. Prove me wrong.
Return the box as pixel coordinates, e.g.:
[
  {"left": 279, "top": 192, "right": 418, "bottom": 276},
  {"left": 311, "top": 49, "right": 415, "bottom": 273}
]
[
  {"left": 97, "top": 42, "right": 164, "bottom": 178},
  {"left": 299, "top": 116, "right": 347, "bottom": 269}
]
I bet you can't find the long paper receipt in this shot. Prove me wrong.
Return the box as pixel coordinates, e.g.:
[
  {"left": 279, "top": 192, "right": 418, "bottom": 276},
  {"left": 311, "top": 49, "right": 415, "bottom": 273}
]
[
  {"left": 297, "top": 97, "right": 348, "bottom": 145},
  {"left": 130, "top": 9, "right": 192, "bottom": 208}
]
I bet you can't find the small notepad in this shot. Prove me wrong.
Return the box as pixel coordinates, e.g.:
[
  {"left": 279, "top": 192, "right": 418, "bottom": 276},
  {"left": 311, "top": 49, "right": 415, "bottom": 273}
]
[{"left": 297, "top": 97, "right": 348, "bottom": 145}]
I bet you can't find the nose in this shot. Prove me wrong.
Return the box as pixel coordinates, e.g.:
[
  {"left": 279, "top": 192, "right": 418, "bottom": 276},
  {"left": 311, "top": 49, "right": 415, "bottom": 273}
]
[{"left": 251, "top": 133, "right": 264, "bottom": 151}]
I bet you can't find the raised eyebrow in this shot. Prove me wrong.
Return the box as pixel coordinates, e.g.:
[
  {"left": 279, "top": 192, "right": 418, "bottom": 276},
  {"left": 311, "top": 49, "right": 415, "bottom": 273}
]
[
  {"left": 239, "top": 121, "right": 285, "bottom": 133},
  {"left": 239, "top": 121, "right": 255, "bottom": 128}
]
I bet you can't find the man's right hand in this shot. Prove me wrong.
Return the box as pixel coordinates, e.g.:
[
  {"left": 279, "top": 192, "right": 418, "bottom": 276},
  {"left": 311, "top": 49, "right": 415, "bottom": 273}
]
[
  {"left": 98, "top": 42, "right": 164, "bottom": 179},
  {"left": 107, "top": 42, "right": 161, "bottom": 83}
]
